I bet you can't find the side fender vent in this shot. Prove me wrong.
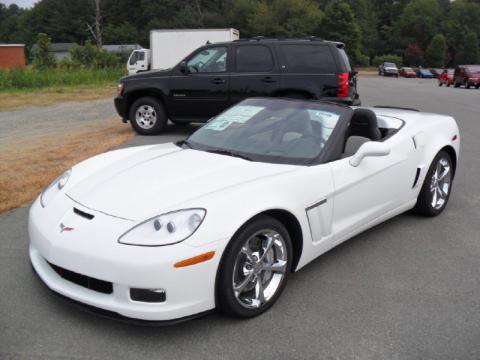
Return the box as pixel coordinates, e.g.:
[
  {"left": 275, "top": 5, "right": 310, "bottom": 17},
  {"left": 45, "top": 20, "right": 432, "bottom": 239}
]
[{"left": 412, "top": 168, "right": 421, "bottom": 188}]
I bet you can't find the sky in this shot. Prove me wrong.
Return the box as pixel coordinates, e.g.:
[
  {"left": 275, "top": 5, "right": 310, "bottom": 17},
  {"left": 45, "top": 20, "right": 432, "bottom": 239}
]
[{"left": 2, "top": 0, "right": 38, "bottom": 8}]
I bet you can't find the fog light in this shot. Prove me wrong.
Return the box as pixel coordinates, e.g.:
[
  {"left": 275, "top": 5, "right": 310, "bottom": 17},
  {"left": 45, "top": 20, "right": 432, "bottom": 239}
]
[{"left": 130, "top": 288, "right": 166, "bottom": 303}]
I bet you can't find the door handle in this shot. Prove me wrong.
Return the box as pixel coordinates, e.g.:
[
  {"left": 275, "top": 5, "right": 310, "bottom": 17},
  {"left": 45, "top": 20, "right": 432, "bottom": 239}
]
[
  {"left": 211, "top": 78, "right": 226, "bottom": 84},
  {"left": 261, "top": 77, "right": 277, "bottom": 83}
]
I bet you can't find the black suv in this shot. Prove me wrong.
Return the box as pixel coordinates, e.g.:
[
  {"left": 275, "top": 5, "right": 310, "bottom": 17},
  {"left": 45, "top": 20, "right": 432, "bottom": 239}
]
[{"left": 115, "top": 38, "right": 360, "bottom": 134}]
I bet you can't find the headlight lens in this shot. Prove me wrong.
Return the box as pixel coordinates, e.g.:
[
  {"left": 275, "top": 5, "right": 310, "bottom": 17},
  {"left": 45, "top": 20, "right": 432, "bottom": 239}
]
[
  {"left": 118, "top": 209, "right": 206, "bottom": 246},
  {"left": 40, "top": 169, "right": 72, "bottom": 207}
]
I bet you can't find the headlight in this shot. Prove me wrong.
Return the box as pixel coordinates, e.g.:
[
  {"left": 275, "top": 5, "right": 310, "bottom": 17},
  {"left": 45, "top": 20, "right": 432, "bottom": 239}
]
[
  {"left": 40, "top": 169, "right": 72, "bottom": 208},
  {"left": 118, "top": 209, "right": 206, "bottom": 246}
]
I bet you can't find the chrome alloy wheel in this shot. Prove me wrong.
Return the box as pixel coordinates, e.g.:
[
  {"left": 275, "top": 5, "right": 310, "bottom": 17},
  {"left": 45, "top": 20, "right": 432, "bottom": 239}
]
[
  {"left": 135, "top": 105, "right": 157, "bottom": 129},
  {"left": 232, "top": 230, "right": 288, "bottom": 309},
  {"left": 430, "top": 158, "right": 451, "bottom": 210}
]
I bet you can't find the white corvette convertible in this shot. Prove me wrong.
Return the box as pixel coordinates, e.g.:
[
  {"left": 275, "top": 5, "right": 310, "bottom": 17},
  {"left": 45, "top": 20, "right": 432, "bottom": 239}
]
[{"left": 29, "top": 98, "right": 460, "bottom": 322}]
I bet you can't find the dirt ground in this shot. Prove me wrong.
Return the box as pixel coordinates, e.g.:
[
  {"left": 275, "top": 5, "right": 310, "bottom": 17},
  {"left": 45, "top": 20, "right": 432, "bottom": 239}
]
[{"left": 0, "top": 98, "right": 135, "bottom": 213}]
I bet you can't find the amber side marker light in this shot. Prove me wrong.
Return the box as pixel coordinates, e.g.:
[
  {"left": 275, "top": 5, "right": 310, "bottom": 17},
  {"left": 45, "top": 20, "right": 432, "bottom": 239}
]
[{"left": 174, "top": 251, "right": 215, "bottom": 268}]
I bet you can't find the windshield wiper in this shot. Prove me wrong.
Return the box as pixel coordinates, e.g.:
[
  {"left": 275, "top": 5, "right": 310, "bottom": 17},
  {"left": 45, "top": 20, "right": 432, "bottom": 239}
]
[{"left": 205, "top": 148, "right": 253, "bottom": 161}]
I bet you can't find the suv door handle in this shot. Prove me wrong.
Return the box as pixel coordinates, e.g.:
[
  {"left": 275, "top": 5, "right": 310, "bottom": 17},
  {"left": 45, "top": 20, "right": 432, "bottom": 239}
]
[
  {"left": 261, "top": 77, "right": 277, "bottom": 83},
  {"left": 211, "top": 78, "right": 226, "bottom": 84}
]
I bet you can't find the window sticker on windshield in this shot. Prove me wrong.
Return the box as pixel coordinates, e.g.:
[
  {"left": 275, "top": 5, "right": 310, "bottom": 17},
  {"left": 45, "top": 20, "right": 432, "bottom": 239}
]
[{"left": 205, "top": 105, "right": 264, "bottom": 131}]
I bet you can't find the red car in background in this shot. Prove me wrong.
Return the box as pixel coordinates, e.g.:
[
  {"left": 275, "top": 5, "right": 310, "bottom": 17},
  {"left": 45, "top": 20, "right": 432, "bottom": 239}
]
[
  {"left": 454, "top": 65, "right": 480, "bottom": 89},
  {"left": 399, "top": 67, "right": 416, "bottom": 78},
  {"left": 438, "top": 69, "right": 454, "bottom": 87}
]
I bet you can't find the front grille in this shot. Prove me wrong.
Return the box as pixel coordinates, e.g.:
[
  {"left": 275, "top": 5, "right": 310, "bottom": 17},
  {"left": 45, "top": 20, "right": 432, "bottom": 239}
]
[{"left": 48, "top": 262, "right": 113, "bottom": 294}]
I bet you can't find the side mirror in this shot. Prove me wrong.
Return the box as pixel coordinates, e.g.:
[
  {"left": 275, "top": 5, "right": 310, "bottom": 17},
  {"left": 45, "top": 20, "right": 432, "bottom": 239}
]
[
  {"left": 180, "top": 61, "right": 189, "bottom": 74},
  {"left": 349, "top": 141, "right": 390, "bottom": 167}
]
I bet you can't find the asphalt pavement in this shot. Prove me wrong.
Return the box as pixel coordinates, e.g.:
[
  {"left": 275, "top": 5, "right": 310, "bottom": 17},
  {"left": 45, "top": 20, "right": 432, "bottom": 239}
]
[{"left": 1, "top": 77, "right": 480, "bottom": 359}]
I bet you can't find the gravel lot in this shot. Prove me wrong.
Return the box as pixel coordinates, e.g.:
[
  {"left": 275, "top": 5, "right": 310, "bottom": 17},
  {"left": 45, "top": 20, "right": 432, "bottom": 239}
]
[
  {"left": 1, "top": 77, "right": 480, "bottom": 359},
  {"left": 0, "top": 99, "right": 115, "bottom": 148}
]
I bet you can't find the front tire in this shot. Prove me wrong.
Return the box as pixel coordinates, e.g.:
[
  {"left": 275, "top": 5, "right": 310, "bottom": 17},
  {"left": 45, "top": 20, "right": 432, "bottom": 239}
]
[
  {"left": 129, "top": 97, "right": 167, "bottom": 135},
  {"left": 414, "top": 150, "right": 454, "bottom": 217},
  {"left": 217, "top": 215, "right": 292, "bottom": 318}
]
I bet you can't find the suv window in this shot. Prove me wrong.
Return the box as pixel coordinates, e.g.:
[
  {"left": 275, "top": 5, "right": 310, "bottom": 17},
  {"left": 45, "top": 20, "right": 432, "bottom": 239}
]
[
  {"left": 278, "top": 44, "right": 336, "bottom": 73},
  {"left": 338, "top": 48, "right": 352, "bottom": 72},
  {"left": 235, "top": 45, "right": 273, "bottom": 72},
  {"left": 187, "top": 47, "right": 227, "bottom": 73}
]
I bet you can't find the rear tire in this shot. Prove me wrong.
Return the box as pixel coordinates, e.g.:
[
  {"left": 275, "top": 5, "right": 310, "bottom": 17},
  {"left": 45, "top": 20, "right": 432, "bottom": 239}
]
[
  {"left": 217, "top": 215, "right": 292, "bottom": 318},
  {"left": 129, "top": 97, "right": 167, "bottom": 135},
  {"left": 413, "top": 150, "right": 454, "bottom": 217},
  {"left": 438, "top": 81, "right": 442, "bottom": 87},
  {"left": 454, "top": 82, "right": 460, "bottom": 88}
]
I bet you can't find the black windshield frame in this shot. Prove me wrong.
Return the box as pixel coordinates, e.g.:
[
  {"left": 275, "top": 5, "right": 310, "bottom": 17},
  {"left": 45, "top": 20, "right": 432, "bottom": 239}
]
[{"left": 183, "top": 98, "right": 353, "bottom": 166}]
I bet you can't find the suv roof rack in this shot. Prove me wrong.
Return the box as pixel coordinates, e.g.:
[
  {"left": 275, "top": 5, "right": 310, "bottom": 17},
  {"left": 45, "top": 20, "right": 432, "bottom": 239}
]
[
  {"left": 234, "top": 36, "right": 328, "bottom": 43},
  {"left": 374, "top": 105, "right": 419, "bottom": 112}
]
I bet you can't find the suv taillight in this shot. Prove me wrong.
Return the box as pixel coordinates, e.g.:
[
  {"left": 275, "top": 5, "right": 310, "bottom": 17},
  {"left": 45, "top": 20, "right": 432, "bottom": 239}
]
[{"left": 337, "top": 72, "right": 349, "bottom": 97}]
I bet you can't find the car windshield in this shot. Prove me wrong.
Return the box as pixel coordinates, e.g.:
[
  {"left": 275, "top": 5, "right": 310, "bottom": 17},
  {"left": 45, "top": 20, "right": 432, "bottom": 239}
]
[
  {"left": 385, "top": 62, "right": 396, "bottom": 67},
  {"left": 403, "top": 67, "right": 413, "bottom": 71},
  {"left": 185, "top": 98, "right": 349, "bottom": 165}
]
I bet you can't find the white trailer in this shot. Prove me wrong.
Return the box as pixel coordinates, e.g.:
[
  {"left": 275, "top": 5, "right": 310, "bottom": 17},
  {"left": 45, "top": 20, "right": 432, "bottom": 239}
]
[{"left": 127, "top": 28, "right": 239, "bottom": 75}]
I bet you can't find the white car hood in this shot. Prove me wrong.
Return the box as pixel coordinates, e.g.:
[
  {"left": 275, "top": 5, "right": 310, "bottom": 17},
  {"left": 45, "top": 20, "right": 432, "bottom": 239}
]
[{"left": 67, "top": 144, "right": 296, "bottom": 220}]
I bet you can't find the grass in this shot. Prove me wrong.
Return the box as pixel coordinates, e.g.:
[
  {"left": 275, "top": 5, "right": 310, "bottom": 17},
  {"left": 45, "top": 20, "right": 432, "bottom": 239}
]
[
  {"left": 0, "top": 67, "right": 124, "bottom": 90},
  {"left": 0, "top": 118, "right": 136, "bottom": 214},
  {"left": 0, "top": 67, "right": 124, "bottom": 111}
]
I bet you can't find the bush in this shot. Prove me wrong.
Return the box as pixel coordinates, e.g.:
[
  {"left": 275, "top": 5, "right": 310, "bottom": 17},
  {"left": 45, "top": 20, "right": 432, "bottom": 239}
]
[
  {"left": 32, "top": 33, "right": 56, "bottom": 70},
  {"left": 69, "top": 41, "right": 123, "bottom": 69},
  {"left": 372, "top": 54, "right": 402, "bottom": 67},
  {"left": 354, "top": 53, "right": 370, "bottom": 67}
]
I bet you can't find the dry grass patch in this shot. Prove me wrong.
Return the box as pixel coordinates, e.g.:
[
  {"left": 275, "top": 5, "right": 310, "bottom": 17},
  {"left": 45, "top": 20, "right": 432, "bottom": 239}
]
[
  {"left": 0, "top": 119, "right": 135, "bottom": 213},
  {"left": 0, "top": 85, "right": 116, "bottom": 111}
]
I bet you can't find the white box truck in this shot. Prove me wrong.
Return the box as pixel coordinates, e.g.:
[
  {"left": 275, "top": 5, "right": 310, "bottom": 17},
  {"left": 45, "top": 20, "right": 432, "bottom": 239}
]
[{"left": 127, "top": 28, "right": 239, "bottom": 75}]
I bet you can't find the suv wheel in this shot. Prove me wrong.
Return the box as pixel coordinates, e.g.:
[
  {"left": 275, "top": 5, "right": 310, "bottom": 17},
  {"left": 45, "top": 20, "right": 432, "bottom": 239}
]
[{"left": 129, "top": 97, "right": 167, "bottom": 135}]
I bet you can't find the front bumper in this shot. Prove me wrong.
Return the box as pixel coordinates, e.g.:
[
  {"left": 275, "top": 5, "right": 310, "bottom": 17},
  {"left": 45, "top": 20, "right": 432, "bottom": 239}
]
[
  {"left": 28, "top": 197, "right": 222, "bottom": 321},
  {"left": 114, "top": 96, "right": 127, "bottom": 120}
]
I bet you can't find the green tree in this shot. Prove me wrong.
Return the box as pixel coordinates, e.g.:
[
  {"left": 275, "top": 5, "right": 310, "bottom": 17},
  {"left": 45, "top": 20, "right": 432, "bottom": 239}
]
[
  {"left": 319, "top": 0, "right": 361, "bottom": 62},
  {"left": 459, "top": 31, "right": 479, "bottom": 64},
  {"left": 393, "top": 0, "right": 442, "bottom": 49},
  {"left": 444, "top": 0, "right": 480, "bottom": 65},
  {"left": 32, "top": 33, "right": 56, "bottom": 69},
  {"left": 245, "top": 0, "right": 322, "bottom": 38},
  {"left": 349, "top": 0, "right": 378, "bottom": 59},
  {"left": 426, "top": 33, "right": 447, "bottom": 67},
  {"left": 103, "top": 22, "right": 139, "bottom": 44}
]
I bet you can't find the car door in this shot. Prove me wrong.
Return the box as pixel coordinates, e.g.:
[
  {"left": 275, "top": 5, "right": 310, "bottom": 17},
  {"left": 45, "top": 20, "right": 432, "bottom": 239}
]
[
  {"left": 229, "top": 44, "right": 280, "bottom": 105},
  {"left": 168, "top": 45, "right": 230, "bottom": 120},
  {"left": 329, "top": 135, "right": 418, "bottom": 243}
]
